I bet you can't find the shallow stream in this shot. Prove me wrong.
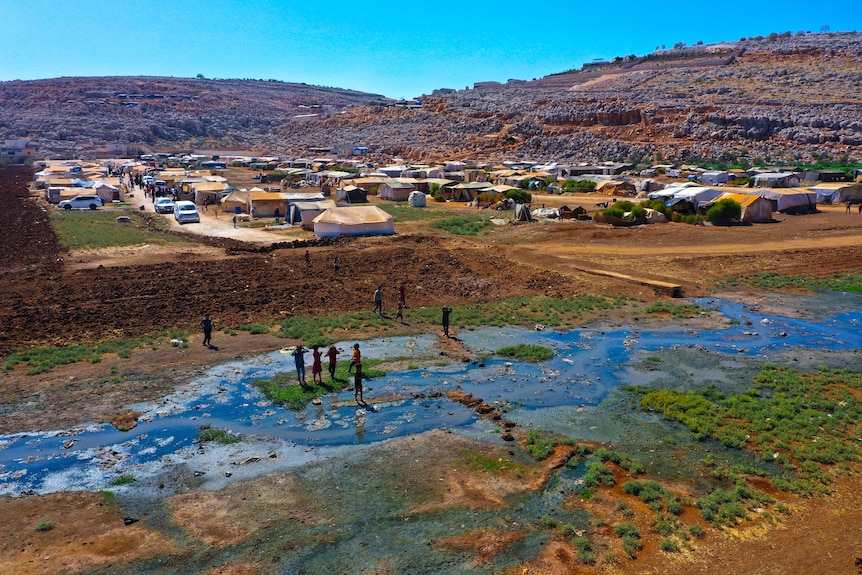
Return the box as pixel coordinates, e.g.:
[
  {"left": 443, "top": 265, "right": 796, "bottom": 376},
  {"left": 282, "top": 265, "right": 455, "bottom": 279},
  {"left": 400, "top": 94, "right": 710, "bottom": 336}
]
[{"left": 1, "top": 293, "right": 860, "bottom": 497}]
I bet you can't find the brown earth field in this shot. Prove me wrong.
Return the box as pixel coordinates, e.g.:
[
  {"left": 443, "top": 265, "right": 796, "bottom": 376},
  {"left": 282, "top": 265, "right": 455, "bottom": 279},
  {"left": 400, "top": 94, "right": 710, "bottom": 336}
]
[{"left": 1, "top": 163, "right": 862, "bottom": 575}]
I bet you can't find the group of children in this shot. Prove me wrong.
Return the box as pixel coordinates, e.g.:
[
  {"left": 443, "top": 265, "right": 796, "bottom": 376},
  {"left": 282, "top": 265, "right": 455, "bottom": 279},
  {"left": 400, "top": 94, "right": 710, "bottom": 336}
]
[{"left": 290, "top": 342, "right": 366, "bottom": 405}]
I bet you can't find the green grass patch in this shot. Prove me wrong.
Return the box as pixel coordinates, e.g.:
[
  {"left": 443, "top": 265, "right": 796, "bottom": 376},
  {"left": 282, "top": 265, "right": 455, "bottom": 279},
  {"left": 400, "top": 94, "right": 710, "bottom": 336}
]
[
  {"left": 108, "top": 474, "right": 136, "bottom": 486},
  {"left": 635, "top": 366, "right": 862, "bottom": 496},
  {"left": 4, "top": 330, "right": 187, "bottom": 374},
  {"left": 431, "top": 214, "right": 491, "bottom": 236},
  {"left": 237, "top": 323, "right": 271, "bottom": 335},
  {"left": 375, "top": 204, "right": 451, "bottom": 222},
  {"left": 718, "top": 272, "right": 862, "bottom": 292},
  {"left": 253, "top": 358, "right": 387, "bottom": 410},
  {"left": 467, "top": 453, "right": 527, "bottom": 474},
  {"left": 51, "top": 210, "right": 182, "bottom": 250},
  {"left": 523, "top": 429, "right": 575, "bottom": 460},
  {"left": 643, "top": 301, "right": 706, "bottom": 319},
  {"left": 198, "top": 424, "right": 241, "bottom": 444},
  {"left": 496, "top": 343, "right": 553, "bottom": 362}
]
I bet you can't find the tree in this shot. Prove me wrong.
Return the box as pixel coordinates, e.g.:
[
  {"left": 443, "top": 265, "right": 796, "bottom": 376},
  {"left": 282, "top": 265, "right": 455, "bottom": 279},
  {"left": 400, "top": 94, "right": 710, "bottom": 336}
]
[{"left": 196, "top": 73, "right": 205, "bottom": 79}]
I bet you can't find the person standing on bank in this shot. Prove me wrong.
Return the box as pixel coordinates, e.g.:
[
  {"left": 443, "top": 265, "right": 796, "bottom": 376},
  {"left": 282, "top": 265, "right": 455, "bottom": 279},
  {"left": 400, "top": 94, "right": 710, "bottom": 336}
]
[
  {"left": 201, "top": 314, "right": 213, "bottom": 347},
  {"left": 396, "top": 301, "right": 404, "bottom": 324},
  {"left": 442, "top": 306, "right": 452, "bottom": 337},
  {"left": 373, "top": 285, "right": 383, "bottom": 315},
  {"left": 348, "top": 343, "right": 361, "bottom": 372},
  {"left": 291, "top": 344, "right": 307, "bottom": 387},
  {"left": 311, "top": 344, "right": 323, "bottom": 384},
  {"left": 353, "top": 362, "right": 365, "bottom": 405},
  {"left": 326, "top": 344, "right": 340, "bottom": 379}
]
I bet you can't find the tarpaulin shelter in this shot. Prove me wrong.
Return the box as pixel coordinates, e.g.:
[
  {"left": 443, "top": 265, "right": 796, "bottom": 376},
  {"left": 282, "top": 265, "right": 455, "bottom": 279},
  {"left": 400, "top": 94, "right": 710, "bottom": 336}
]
[{"left": 313, "top": 206, "right": 395, "bottom": 237}]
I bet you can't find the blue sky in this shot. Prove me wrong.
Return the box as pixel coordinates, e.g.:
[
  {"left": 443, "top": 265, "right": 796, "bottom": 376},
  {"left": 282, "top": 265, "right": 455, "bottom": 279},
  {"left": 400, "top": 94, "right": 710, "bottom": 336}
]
[{"left": 1, "top": 0, "right": 860, "bottom": 99}]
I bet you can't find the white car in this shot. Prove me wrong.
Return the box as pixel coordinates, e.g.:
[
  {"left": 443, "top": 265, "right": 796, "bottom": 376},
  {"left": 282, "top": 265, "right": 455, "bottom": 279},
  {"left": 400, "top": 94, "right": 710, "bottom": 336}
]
[
  {"left": 154, "top": 197, "right": 175, "bottom": 214},
  {"left": 58, "top": 195, "right": 104, "bottom": 210},
  {"left": 173, "top": 200, "right": 200, "bottom": 223}
]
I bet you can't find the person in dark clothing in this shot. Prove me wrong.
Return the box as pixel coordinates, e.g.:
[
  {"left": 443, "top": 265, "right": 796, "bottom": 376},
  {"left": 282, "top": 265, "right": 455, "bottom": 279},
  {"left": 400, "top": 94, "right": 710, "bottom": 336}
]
[
  {"left": 353, "top": 362, "right": 365, "bottom": 405},
  {"left": 326, "top": 344, "right": 340, "bottom": 379},
  {"left": 373, "top": 286, "right": 383, "bottom": 315},
  {"left": 442, "top": 306, "right": 451, "bottom": 337},
  {"left": 201, "top": 314, "right": 213, "bottom": 347}
]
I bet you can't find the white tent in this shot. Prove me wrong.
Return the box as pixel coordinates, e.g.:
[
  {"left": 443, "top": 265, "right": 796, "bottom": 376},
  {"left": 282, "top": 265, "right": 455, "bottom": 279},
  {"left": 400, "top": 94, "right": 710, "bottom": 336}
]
[
  {"left": 290, "top": 200, "right": 337, "bottom": 227},
  {"left": 408, "top": 191, "right": 427, "bottom": 207},
  {"left": 750, "top": 188, "right": 817, "bottom": 213},
  {"left": 811, "top": 183, "right": 862, "bottom": 204},
  {"left": 313, "top": 206, "right": 395, "bottom": 238}
]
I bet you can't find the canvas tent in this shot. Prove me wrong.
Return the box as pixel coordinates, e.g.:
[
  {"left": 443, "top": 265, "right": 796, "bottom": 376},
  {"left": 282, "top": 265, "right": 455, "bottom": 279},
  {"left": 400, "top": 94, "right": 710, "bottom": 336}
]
[
  {"left": 378, "top": 181, "right": 415, "bottom": 201},
  {"left": 408, "top": 191, "right": 427, "bottom": 207},
  {"left": 247, "top": 191, "right": 288, "bottom": 218},
  {"left": 336, "top": 185, "right": 369, "bottom": 203},
  {"left": 810, "top": 183, "right": 862, "bottom": 204},
  {"left": 289, "top": 200, "right": 337, "bottom": 227},
  {"left": 313, "top": 206, "right": 395, "bottom": 238},
  {"left": 750, "top": 188, "right": 817, "bottom": 213},
  {"left": 221, "top": 189, "right": 250, "bottom": 213},
  {"left": 706, "top": 193, "right": 773, "bottom": 223},
  {"left": 513, "top": 203, "right": 533, "bottom": 222},
  {"left": 595, "top": 180, "right": 636, "bottom": 196}
]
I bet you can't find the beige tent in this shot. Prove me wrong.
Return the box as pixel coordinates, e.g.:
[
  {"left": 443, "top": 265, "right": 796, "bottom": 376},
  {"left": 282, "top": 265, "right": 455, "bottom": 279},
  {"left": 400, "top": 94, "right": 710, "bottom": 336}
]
[
  {"left": 378, "top": 181, "right": 415, "bottom": 201},
  {"left": 710, "top": 192, "right": 773, "bottom": 223},
  {"left": 290, "top": 200, "right": 337, "bottom": 228},
  {"left": 596, "top": 180, "right": 636, "bottom": 196},
  {"left": 313, "top": 206, "right": 395, "bottom": 237},
  {"left": 221, "top": 189, "right": 250, "bottom": 214}
]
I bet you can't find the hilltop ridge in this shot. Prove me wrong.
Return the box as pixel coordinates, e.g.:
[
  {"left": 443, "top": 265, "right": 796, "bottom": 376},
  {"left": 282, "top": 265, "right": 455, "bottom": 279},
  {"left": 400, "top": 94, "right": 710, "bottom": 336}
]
[{"left": 3, "top": 32, "right": 862, "bottom": 164}]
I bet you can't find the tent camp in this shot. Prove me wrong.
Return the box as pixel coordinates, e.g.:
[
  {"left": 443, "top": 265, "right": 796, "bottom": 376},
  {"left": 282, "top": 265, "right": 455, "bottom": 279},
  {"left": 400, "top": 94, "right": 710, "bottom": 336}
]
[
  {"left": 289, "top": 200, "right": 337, "bottom": 227},
  {"left": 313, "top": 206, "right": 395, "bottom": 238},
  {"left": 811, "top": 182, "right": 862, "bottom": 204},
  {"left": 408, "top": 191, "right": 427, "bottom": 207},
  {"left": 336, "top": 185, "right": 369, "bottom": 203},
  {"left": 706, "top": 193, "right": 773, "bottom": 223},
  {"left": 378, "top": 181, "right": 415, "bottom": 201}
]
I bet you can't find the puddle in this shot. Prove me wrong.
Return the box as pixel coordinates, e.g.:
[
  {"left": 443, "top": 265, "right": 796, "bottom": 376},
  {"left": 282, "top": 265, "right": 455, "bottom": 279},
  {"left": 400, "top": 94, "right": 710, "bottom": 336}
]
[{"left": 2, "top": 294, "right": 862, "bottom": 496}]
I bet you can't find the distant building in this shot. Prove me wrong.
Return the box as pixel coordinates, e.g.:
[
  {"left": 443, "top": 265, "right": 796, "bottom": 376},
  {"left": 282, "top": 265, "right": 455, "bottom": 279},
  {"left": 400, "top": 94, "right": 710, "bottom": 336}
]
[{"left": 2, "top": 139, "right": 38, "bottom": 163}]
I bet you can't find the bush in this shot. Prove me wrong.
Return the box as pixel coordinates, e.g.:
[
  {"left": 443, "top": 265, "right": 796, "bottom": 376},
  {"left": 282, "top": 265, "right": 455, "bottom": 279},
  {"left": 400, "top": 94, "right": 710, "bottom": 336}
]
[
  {"left": 506, "top": 189, "right": 532, "bottom": 204},
  {"left": 706, "top": 198, "right": 742, "bottom": 223},
  {"left": 34, "top": 520, "right": 55, "bottom": 532}
]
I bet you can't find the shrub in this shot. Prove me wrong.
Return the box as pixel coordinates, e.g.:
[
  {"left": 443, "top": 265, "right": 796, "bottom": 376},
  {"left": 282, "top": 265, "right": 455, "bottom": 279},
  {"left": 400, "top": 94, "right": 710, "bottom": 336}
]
[
  {"left": 506, "top": 189, "right": 532, "bottom": 204},
  {"left": 34, "top": 520, "right": 55, "bottom": 532},
  {"left": 660, "top": 538, "right": 680, "bottom": 552},
  {"left": 583, "top": 462, "right": 616, "bottom": 487},
  {"left": 706, "top": 198, "right": 742, "bottom": 223}
]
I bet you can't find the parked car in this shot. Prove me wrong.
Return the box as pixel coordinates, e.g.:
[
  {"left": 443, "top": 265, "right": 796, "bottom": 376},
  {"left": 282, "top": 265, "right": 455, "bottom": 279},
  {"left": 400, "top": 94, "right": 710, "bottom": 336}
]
[
  {"left": 173, "top": 200, "right": 200, "bottom": 223},
  {"left": 153, "top": 197, "right": 175, "bottom": 214},
  {"left": 58, "top": 195, "right": 104, "bottom": 210}
]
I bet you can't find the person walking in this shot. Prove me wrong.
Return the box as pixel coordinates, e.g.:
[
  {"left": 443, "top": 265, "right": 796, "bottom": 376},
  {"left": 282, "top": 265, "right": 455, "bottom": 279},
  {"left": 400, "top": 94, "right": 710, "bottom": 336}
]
[
  {"left": 333, "top": 256, "right": 341, "bottom": 275},
  {"left": 396, "top": 301, "right": 404, "bottom": 324},
  {"left": 232, "top": 214, "right": 237, "bottom": 229},
  {"left": 326, "top": 344, "right": 340, "bottom": 379},
  {"left": 311, "top": 344, "right": 323, "bottom": 384},
  {"left": 442, "top": 306, "right": 452, "bottom": 337},
  {"left": 274, "top": 207, "right": 281, "bottom": 224},
  {"left": 305, "top": 250, "right": 311, "bottom": 268},
  {"left": 398, "top": 283, "right": 406, "bottom": 307},
  {"left": 373, "top": 285, "right": 383, "bottom": 315},
  {"left": 201, "top": 314, "right": 213, "bottom": 347},
  {"left": 353, "top": 362, "right": 365, "bottom": 405},
  {"left": 291, "top": 344, "right": 307, "bottom": 386}
]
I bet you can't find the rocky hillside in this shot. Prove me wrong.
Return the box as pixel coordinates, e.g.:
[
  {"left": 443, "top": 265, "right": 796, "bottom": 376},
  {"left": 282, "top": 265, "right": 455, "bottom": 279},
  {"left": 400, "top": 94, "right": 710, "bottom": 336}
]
[
  {"left": 0, "top": 76, "right": 388, "bottom": 158},
  {"left": 271, "top": 32, "right": 862, "bottom": 164},
  {"left": 4, "top": 32, "right": 862, "bottom": 164}
]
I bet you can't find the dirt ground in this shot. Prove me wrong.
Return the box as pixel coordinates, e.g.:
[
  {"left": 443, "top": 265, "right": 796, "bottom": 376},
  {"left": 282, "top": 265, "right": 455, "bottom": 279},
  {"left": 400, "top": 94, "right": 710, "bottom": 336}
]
[{"left": 2, "top": 165, "right": 862, "bottom": 574}]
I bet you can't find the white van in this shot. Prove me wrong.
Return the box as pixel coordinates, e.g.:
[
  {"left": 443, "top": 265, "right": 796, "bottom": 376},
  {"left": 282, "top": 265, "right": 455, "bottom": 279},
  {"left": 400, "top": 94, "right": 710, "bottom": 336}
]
[{"left": 173, "top": 200, "right": 200, "bottom": 223}]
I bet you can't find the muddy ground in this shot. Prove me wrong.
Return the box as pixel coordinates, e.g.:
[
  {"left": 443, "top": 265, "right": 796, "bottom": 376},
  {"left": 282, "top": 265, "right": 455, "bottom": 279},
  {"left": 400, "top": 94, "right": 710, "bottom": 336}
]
[{"left": 1, "top": 164, "right": 862, "bottom": 574}]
